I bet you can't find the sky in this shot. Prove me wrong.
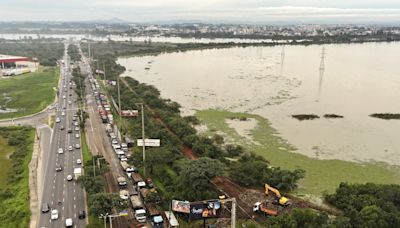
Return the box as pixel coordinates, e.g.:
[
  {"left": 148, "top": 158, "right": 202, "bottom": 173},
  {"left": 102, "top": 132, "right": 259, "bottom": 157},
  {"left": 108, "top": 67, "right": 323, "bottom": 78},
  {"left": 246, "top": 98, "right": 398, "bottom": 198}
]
[{"left": 0, "top": 0, "right": 400, "bottom": 24}]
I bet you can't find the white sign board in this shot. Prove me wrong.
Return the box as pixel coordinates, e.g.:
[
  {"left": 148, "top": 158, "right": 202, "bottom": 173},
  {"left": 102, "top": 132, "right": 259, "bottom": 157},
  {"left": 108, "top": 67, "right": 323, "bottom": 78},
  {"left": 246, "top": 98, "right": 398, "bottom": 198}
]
[{"left": 137, "top": 139, "right": 161, "bottom": 147}]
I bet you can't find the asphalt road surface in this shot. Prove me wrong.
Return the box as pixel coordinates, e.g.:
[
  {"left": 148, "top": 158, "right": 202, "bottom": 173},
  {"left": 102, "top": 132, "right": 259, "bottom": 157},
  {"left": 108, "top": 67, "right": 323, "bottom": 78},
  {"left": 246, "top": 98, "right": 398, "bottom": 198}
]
[{"left": 38, "top": 44, "right": 87, "bottom": 228}]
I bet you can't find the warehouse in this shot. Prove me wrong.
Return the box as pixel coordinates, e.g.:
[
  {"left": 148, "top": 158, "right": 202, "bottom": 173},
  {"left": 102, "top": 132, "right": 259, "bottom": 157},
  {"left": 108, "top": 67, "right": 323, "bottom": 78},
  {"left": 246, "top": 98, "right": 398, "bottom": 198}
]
[{"left": 0, "top": 54, "right": 36, "bottom": 77}]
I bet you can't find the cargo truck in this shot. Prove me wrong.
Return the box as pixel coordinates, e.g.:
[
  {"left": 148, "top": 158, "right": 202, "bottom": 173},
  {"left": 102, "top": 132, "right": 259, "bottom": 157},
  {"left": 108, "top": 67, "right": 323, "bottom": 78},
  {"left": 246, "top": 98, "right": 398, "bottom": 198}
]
[
  {"left": 73, "top": 168, "right": 82, "bottom": 180},
  {"left": 147, "top": 204, "right": 164, "bottom": 228}
]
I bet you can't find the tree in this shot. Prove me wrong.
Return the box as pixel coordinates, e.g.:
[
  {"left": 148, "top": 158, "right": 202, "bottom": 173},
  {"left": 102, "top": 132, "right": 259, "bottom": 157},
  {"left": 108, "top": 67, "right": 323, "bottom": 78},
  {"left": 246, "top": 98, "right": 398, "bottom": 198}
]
[
  {"left": 89, "top": 193, "right": 127, "bottom": 217},
  {"left": 173, "top": 157, "right": 225, "bottom": 201},
  {"left": 78, "top": 175, "right": 104, "bottom": 194}
]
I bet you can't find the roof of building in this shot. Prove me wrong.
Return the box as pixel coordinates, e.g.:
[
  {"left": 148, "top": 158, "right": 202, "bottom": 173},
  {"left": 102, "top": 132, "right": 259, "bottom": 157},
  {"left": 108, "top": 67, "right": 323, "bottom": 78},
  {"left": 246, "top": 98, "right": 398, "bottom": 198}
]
[{"left": 0, "top": 54, "right": 31, "bottom": 63}]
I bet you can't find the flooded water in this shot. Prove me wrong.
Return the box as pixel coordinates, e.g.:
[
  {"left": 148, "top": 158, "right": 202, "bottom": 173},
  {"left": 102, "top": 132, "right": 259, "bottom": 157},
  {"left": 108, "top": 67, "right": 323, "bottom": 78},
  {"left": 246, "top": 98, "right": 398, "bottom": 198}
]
[
  {"left": 0, "top": 33, "right": 286, "bottom": 44},
  {"left": 117, "top": 42, "right": 400, "bottom": 165}
]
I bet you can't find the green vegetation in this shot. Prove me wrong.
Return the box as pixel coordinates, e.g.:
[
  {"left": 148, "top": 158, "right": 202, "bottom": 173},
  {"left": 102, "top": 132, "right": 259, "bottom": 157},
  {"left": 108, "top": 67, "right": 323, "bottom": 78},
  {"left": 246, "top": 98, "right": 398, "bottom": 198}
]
[
  {"left": 80, "top": 132, "right": 91, "bottom": 164},
  {"left": 325, "top": 182, "right": 400, "bottom": 227},
  {"left": 370, "top": 113, "right": 400, "bottom": 120},
  {"left": 0, "top": 67, "right": 59, "bottom": 120},
  {"left": 0, "top": 127, "right": 34, "bottom": 228},
  {"left": 67, "top": 44, "right": 81, "bottom": 62},
  {"left": 196, "top": 110, "right": 400, "bottom": 195},
  {"left": 0, "top": 136, "right": 14, "bottom": 189},
  {"left": 0, "top": 40, "right": 64, "bottom": 66},
  {"left": 323, "top": 114, "right": 344, "bottom": 119},
  {"left": 292, "top": 114, "right": 320, "bottom": 121}
]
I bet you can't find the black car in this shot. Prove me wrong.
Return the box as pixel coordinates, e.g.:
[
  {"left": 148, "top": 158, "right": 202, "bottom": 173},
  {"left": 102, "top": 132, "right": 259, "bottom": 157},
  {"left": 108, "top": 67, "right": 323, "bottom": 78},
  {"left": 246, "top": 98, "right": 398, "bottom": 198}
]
[
  {"left": 41, "top": 203, "right": 50, "bottom": 213},
  {"left": 78, "top": 210, "right": 86, "bottom": 219},
  {"left": 55, "top": 166, "right": 63, "bottom": 172}
]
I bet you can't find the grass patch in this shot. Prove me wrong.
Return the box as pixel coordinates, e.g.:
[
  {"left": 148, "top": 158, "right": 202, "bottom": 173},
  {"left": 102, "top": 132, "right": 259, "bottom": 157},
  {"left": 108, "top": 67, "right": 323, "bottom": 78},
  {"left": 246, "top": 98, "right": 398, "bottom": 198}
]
[
  {"left": 0, "top": 127, "right": 34, "bottom": 228},
  {"left": 370, "top": 113, "right": 400, "bottom": 120},
  {"left": 0, "top": 137, "right": 14, "bottom": 189},
  {"left": 81, "top": 131, "right": 92, "bottom": 164},
  {"left": 196, "top": 110, "right": 400, "bottom": 196},
  {"left": 0, "top": 67, "right": 59, "bottom": 120}
]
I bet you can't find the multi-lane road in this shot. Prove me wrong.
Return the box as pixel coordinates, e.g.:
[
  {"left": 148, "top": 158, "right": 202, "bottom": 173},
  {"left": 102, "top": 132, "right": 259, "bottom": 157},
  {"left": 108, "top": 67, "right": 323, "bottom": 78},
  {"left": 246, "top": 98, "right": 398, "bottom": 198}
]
[{"left": 38, "top": 44, "right": 87, "bottom": 228}]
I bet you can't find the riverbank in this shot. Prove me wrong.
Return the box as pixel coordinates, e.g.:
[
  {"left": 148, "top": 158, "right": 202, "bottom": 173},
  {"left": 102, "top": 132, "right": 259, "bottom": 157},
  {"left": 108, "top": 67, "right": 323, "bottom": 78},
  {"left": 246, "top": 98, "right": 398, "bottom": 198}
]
[{"left": 196, "top": 109, "right": 400, "bottom": 196}]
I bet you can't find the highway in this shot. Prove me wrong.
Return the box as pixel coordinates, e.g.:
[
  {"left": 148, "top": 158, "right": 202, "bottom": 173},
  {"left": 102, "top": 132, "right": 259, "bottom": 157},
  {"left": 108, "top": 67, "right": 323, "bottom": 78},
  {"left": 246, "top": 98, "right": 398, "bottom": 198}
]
[{"left": 38, "top": 44, "right": 87, "bottom": 228}]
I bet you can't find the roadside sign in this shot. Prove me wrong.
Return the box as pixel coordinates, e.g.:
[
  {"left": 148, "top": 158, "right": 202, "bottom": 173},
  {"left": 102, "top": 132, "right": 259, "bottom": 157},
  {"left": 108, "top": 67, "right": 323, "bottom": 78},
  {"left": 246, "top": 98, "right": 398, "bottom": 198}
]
[
  {"left": 172, "top": 200, "right": 190, "bottom": 214},
  {"left": 119, "top": 210, "right": 129, "bottom": 216},
  {"left": 137, "top": 139, "right": 161, "bottom": 147}
]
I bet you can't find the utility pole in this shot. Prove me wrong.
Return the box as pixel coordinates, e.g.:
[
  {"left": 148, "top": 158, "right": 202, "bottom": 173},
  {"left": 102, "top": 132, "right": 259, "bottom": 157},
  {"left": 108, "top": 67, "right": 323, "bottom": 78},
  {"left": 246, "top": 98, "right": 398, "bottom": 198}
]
[
  {"left": 117, "top": 76, "right": 122, "bottom": 134},
  {"left": 317, "top": 47, "right": 326, "bottom": 100},
  {"left": 103, "top": 63, "right": 106, "bottom": 82},
  {"left": 136, "top": 103, "right": 146, "bottom": 177}
]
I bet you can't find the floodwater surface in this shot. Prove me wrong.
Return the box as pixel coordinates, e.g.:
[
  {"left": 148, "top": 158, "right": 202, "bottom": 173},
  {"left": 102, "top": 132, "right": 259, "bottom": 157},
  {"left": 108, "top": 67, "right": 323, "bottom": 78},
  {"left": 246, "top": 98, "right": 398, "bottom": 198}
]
[{"left": 118, "top": 42, "right": 400, "bottom": 165}]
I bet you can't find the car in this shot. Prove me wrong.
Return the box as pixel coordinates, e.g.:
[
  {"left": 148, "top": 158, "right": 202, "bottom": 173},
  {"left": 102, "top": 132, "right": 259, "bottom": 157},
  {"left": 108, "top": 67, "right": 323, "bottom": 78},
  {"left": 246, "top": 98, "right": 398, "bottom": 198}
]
[
  {"left": 61, "top": 111, "right": 65, "bottom": 116},
  {"left": 75, "top": 134, "right": 80, "bottom": 138},
  {"left": 76, "top": 159, "right": 82, "bottom": 165},
  {"left": 112, "top": 139, "right": 118, "bottom": 145},
  {"left": 51, "top": 209, "right": 59, "bottom": 220},
  {"left": 67, "top": 175, "right": 73, "bottom": 181},
  {"left": 62, "top": 95, "right": 66, "bottom": 99},
  {"left": 75, "top": 144, "right": 80, "bottom": 149},
  {"left": 73, "top": 114, "right": 78, "bottom": 118},
  {"left": 65, "top": 218, "right": 73, "bottom": 227},
  {"left": 55, "top": 118, "right": 61, "bottom": 123},
  {"left": 68, "top": 101, "right": 72, "bottom": 105},
  {"left": 78, "top": 210, "right": 86, "bottom": 219},
  {"left": 67, "top": 128, "right": 72, "bottom": 133},
  {"left": 74, "top": 122, "right": 79, "bottom": 126},
  {"left": 58, "top": 148, "right": 64, "bottom": 154},
  {"left": 68, "top": 146, "right": 73, "bottom": 151},
  {"left": 120, "top": 156, "right": 128, "bottom": 162},
  {"left": 72, "top": 116, "right": 77, "bottom": 121},
  {"left": 75, "top": 127, "right": 79, "bottom": 131},
  {"left": 60, "top": 125, "right": 64, "bottom": 130},
  {"left": 55, "top": 166, "right": 63, "bottom": 172},
  {"left": 69, "top": 93, "right": 72, "bottom": 97},
  {"left": 41, "top": 203, "right": 50, "bottom": 213}
]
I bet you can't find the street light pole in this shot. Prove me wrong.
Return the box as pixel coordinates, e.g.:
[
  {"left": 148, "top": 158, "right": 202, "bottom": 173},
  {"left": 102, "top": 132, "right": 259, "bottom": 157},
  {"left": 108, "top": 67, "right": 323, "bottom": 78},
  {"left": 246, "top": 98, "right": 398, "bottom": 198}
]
[{"left": 136, "top": 103, "right": 146, "bottom": 177}]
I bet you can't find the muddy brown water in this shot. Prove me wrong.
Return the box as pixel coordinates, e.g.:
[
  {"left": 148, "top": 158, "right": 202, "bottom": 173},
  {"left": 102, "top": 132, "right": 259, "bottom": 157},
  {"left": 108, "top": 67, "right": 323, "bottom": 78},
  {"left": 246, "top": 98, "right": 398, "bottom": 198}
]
[{"left": 118, "top": 42, "right": 400, "bottom": 165}]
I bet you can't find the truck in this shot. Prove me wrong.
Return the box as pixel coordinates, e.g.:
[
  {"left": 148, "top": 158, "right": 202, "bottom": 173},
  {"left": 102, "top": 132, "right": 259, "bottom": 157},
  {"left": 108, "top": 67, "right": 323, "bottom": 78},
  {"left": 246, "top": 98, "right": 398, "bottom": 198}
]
[
  {"left": 73, "top": 168, "right": 82, "bottom": 180},
  {"left": 117, "top": 176, "right": 127, "bottom": 188},
  {"left": 130, "top": 195, "right": 144, "bottom": 210},
  {"left": 134, "top": 209, "right": 147, "bottom": 224},
  {"left": 147, "top": 204, "right": 164, "bottom": 228},
  {"left": 131, "top": 173, "right": 144, "bottom": 184}
]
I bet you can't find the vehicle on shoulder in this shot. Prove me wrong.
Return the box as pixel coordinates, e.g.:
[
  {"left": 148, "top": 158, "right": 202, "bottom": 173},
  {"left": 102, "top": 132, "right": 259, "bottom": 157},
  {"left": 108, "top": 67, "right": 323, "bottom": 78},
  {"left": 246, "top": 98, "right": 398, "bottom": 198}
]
[{"left": 41, "top": 203, "right": 50, "bottom": 213}]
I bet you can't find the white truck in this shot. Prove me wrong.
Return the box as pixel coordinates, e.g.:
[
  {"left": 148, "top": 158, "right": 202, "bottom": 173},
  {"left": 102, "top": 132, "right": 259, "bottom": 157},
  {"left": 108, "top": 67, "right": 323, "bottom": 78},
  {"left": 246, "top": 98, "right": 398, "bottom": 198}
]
[
  {"left": 73, "top": 168, "right": 82, "bottom": 180},
  {"left": 130, "top": 195, "right": 146, "bottom": 223}
]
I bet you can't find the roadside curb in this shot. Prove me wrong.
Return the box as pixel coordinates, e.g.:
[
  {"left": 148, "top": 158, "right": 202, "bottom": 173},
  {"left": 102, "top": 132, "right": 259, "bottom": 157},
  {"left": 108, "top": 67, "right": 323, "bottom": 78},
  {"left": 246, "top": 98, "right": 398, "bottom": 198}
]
[{"left": 29, "top": 130, "right": 40, "bottom": 228}]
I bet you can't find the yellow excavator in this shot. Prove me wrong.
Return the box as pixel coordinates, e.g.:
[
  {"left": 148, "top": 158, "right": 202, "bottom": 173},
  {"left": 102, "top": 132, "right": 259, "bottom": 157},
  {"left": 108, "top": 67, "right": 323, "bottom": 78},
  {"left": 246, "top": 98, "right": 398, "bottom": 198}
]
[{"left": 264, "top": 184, "right": 291, "bottom": 206}]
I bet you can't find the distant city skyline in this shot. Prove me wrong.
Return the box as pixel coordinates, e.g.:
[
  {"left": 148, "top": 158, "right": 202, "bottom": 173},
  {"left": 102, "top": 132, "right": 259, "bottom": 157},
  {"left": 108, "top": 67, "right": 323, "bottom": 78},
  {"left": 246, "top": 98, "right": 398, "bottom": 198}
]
[{"left": 0, "top": 0, "right": 400, "bottom": 24}]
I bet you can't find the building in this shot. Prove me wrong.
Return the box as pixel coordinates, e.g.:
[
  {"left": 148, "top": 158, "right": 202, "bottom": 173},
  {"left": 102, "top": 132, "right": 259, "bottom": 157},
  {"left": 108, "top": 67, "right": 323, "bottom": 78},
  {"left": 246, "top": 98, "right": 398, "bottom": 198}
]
[{"left": 0, "top": 54, "right": 36, "bottom": 77}]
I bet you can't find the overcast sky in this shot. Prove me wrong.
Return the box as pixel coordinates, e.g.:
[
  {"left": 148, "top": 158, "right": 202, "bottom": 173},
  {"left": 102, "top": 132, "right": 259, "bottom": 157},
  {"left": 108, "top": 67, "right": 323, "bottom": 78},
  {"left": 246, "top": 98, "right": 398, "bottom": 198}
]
[{"left": 0, "top": 0, "right": 400, "bottom": 24}]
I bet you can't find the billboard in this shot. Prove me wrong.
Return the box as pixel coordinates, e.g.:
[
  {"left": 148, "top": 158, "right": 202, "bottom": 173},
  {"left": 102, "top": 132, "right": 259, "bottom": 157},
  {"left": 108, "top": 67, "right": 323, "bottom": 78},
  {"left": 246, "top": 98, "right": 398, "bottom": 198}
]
[
  {"left": 189, "top": 201, "right": 221, "bottom": 220},
  {"left": 137, "top": 139, "right": 161, "bottom": 147},
  {"left": 171, "top": 200, "right": 190, "bottom": 214},
  {"left": 120, "top": 110, "right": 139, "bottom": 117}
]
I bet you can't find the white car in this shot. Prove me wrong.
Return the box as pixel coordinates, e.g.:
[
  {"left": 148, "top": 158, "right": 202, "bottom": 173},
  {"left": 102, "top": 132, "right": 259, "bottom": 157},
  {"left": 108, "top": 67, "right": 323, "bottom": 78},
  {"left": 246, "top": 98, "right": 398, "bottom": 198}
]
[
  {"left": 65, "top": 218, "right": 73, "bottom": 227},
  {"left": 51, "top": 209, "right": 59, "bottom": 220},
  {"left": 61, "top": 111, "right": 65, "bottom": 116},
  {"left": 75, "top": 127, "right": 80, "bottom": 131},
  {"left": 57, "top": 148, "right": 64, "bottom": 154},
  {"left": 62, "top": 95, "right": 66, "bottom": 99},
  {"left": 75, "top": 144, "right": 80, "bottom": 149},
  {"left": 112, "top": 139, "right": 118, "bottom": 145},
  {"left": 76, "top": 159, "right": 82, "bottom": 165},
  {"left": 55, "top": 117, "right": 61, "bottom": 123},
  {"left": 120, "top": 156, "right": 128, "bottom": 162},
  {"left": 75, "top": 134, "right": 80, "bottom": 138},
  {"left": 74, "top": 122, "right": 79, "bottom": 126},
  {"left": 68, "top": 146, "right": 73, "bottom": 151},
  {"left": 67, "top": 175, "right": 73, "bottom": 181}
]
